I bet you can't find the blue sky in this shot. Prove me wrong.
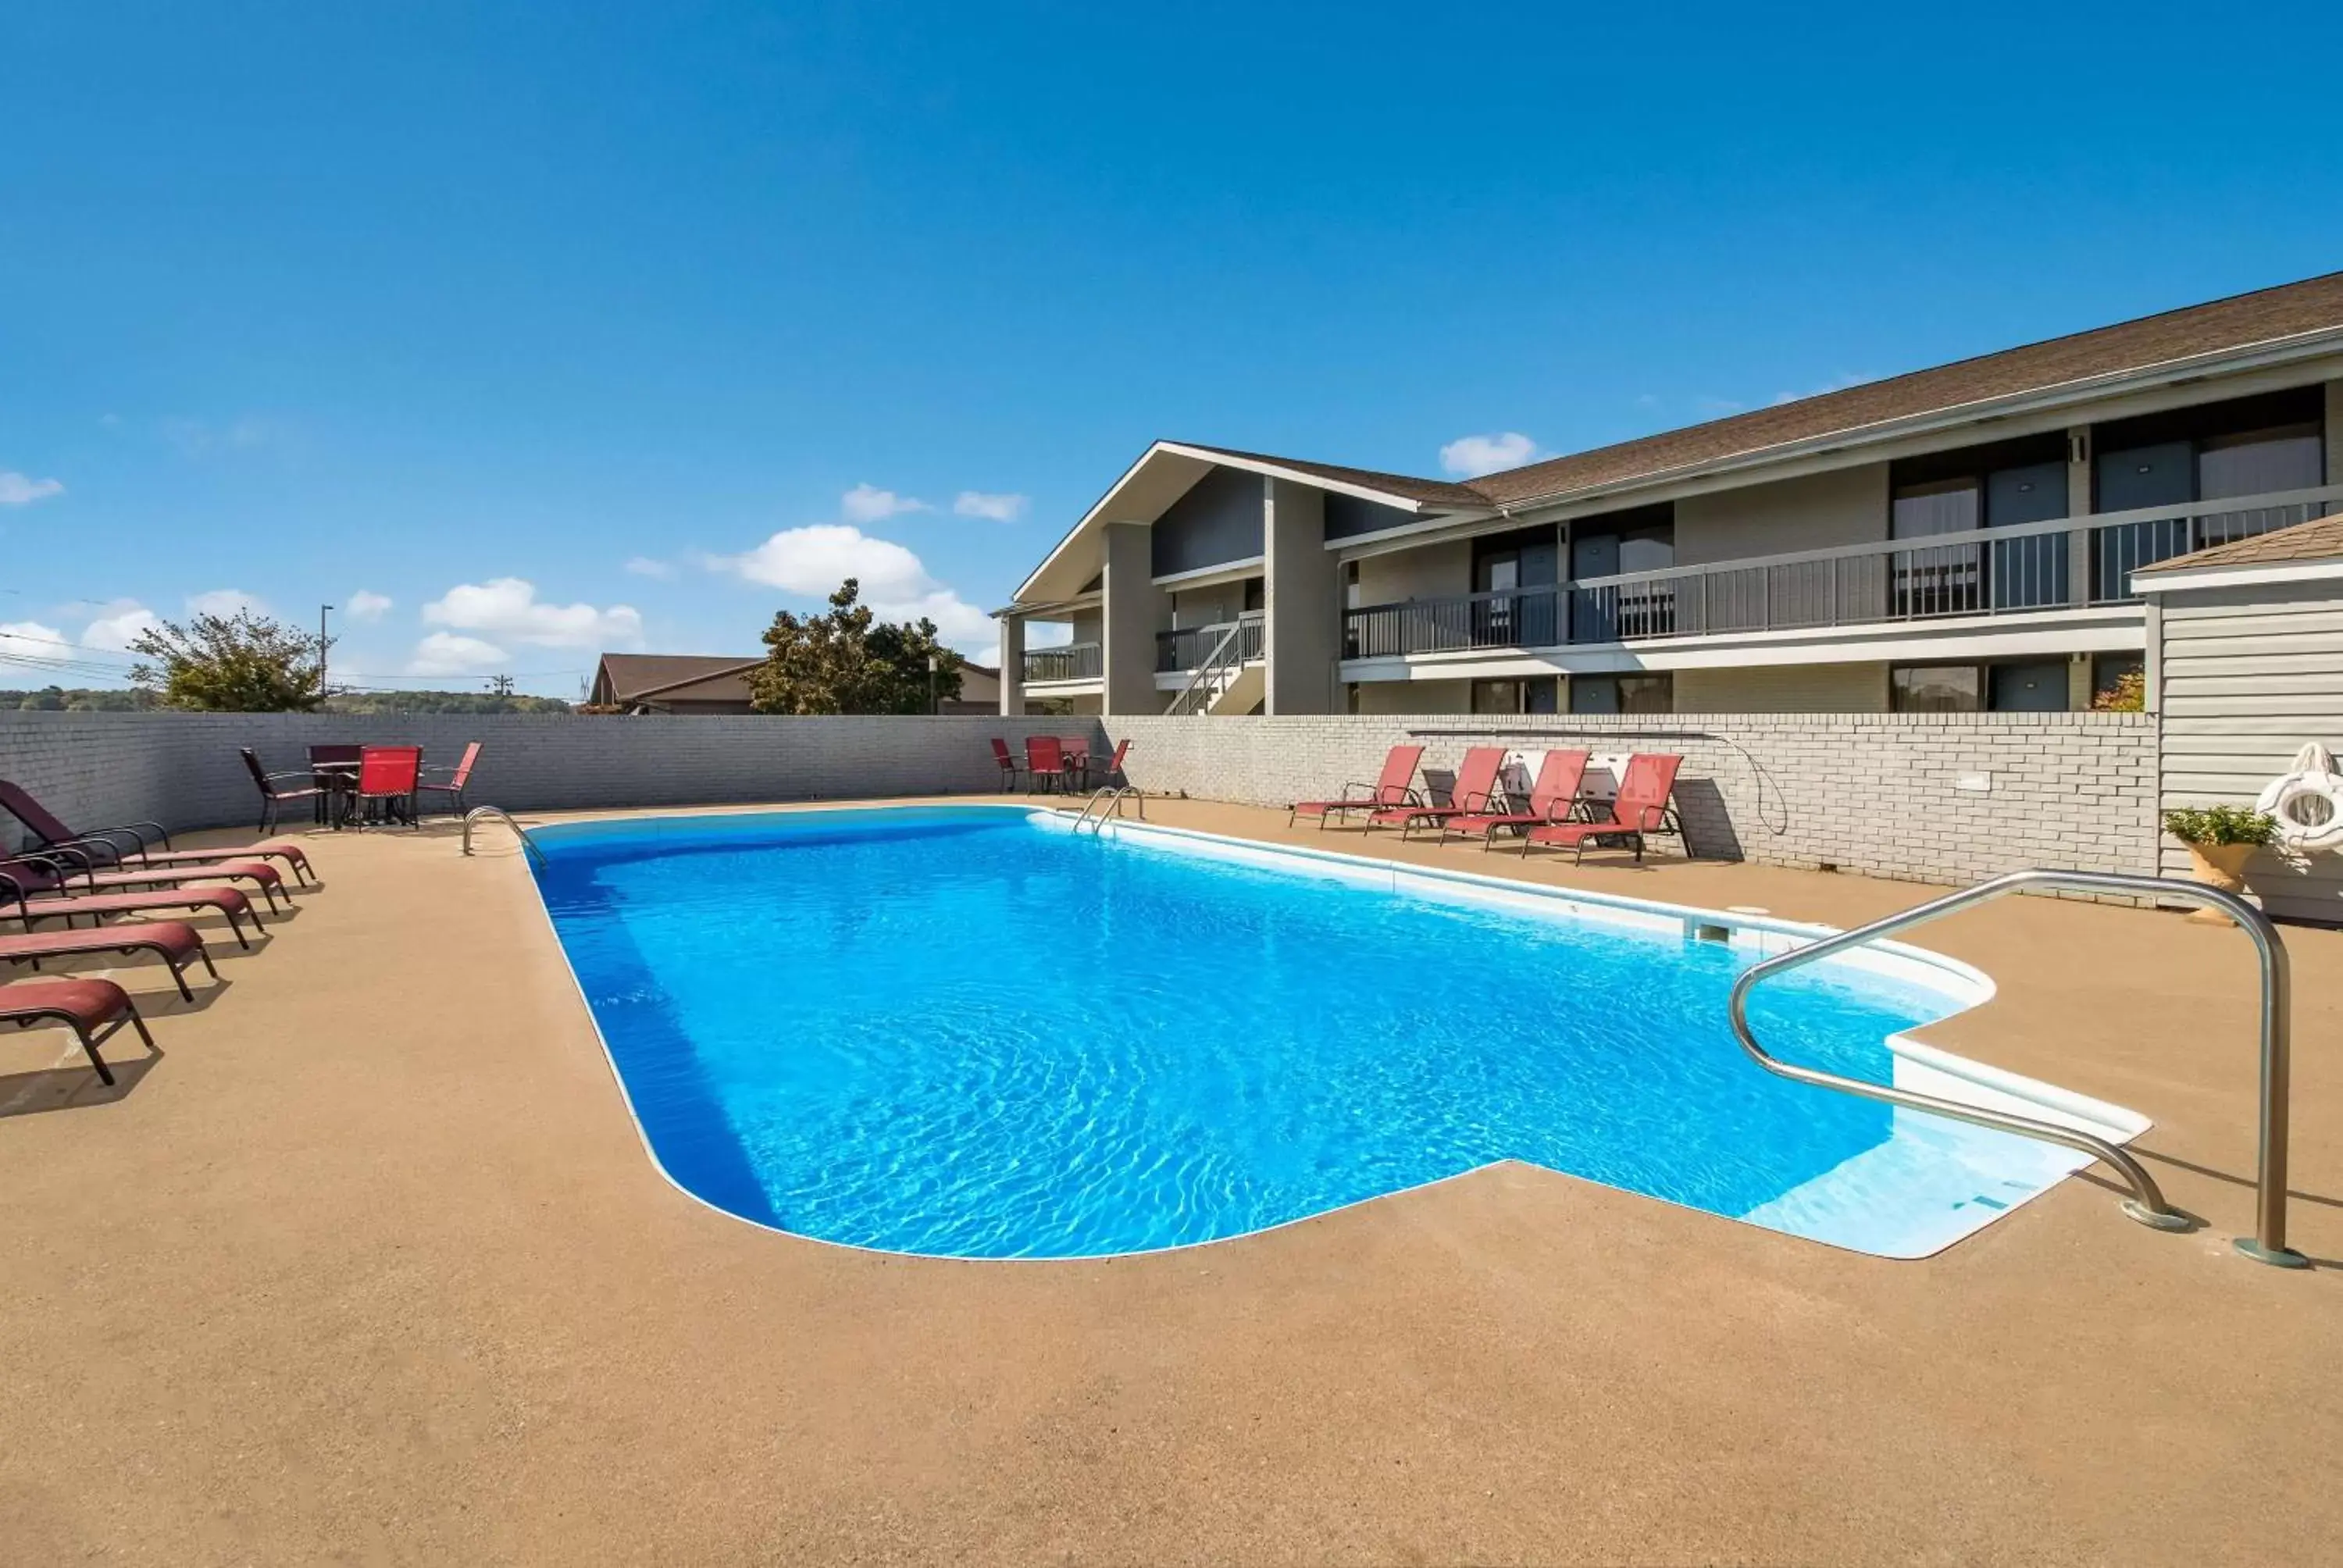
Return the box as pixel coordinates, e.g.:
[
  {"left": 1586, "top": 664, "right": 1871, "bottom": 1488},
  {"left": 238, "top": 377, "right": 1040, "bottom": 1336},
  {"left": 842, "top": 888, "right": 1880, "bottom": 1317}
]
[{"left": 4, "top": 1, "right": 2340, "bottom": 696}]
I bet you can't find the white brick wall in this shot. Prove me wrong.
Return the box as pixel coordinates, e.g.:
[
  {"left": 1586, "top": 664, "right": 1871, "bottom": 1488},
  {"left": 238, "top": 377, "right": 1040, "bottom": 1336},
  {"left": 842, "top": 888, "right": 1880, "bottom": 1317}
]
[{"left": 1104, "top": 711, "right": 2158, "bottom": 886}]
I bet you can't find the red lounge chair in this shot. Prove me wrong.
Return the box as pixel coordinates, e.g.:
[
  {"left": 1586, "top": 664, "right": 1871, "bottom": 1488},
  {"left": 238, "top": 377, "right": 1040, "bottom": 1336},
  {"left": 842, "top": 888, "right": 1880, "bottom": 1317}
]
[
  {"left": 1288, "top": 744, "right": 1425, "bottom": 829},
  {"left": 415, "top": 742, "right": 483, "bottom": 819},
  {"left": 1025, "top": 736, "right": 1066, "bottom": 794},
  {"left": 1520, "top": 754, "right": 1685, "bottom": 863},
  {"left": 989, "top": 739, "right": 1025, "bottom": 790},
  {"left": 0, "top": 978, "right": 155, "bottom": 1086},
  {"left": 1436, "top": 750, "right": 1592, "bottom": 849},
  {"left": 1368, "top": 747, "right": 1508, "bottom": 839},
  {"left": 0, "top": 779, "right": 315, "bottom": 886},
  {"left": 5, "top": 851, "right": 292, "bottom": 916},
  {"left": 2, "top": 867, "right": 264, "bottom": 949},
  {"left": 0, "top": 918, "right": 217, "bottom": 1003}
]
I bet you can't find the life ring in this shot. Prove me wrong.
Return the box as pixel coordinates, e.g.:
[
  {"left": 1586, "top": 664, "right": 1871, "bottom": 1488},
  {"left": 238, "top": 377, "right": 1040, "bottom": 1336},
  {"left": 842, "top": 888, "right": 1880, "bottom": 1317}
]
[{"left": 2255, "top": 742, "right": 2343, "bottom": 854}]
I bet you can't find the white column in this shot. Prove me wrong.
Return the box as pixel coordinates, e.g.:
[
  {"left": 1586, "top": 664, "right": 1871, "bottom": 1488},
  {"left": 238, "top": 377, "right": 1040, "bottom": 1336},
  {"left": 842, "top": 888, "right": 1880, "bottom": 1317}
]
[{"left": 997, "top": 615, "right": 1025, "bottom": 716}]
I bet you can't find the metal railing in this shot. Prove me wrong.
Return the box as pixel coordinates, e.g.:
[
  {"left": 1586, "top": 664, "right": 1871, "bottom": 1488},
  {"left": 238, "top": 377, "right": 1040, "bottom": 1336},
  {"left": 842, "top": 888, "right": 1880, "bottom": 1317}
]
[
  {"left": 1166, "top": 620, "right": 1248, "bottom": 716},
  {"left": 1341, "top": 483, "right": 2343, "bottom": 656},
  {"left": 1726, "top": 868, "right": 2306, "bottom": 1269},
  {"left": 1157, "top": 612, "right": 1264, "bottom": 673},
  {"left": 1022, "top": 642, "right": 1101, "bottom": 684},
  {"left": 462, "top": 805, "right": 547, "bottom": 871},
  {"left": 1068, "top": 785, "right": 1147, "bottom": 834}
]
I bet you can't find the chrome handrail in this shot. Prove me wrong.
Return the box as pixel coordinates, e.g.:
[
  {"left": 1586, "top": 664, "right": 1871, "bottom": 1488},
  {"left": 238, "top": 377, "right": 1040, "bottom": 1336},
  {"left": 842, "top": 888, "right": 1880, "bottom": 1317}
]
[
  {"left": 1068, "top": 786, "right": 1146, "bottom": 835},
  {"left": 1727, "top": 868, "right": 2306, "bottom": 1268},
  {"left": 462, "top": 804, "right": 547, "bottom": 870}
]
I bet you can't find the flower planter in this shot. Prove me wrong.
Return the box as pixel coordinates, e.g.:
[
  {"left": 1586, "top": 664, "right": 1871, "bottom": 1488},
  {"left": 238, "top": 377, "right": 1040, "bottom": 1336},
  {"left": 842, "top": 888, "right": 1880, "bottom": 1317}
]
[{"left": 2181, "top": 841, "right": 2259, "bottom": 925}]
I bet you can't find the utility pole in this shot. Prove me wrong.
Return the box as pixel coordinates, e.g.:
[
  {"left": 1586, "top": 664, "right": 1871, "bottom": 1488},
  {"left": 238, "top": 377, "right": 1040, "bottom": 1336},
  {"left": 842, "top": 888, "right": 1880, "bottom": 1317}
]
[
  {"left": 927, "top": 652, "right": 939, "bottom": 715},
  {"left": 319, "top": 604, "right": 332, "bottom": 694}
]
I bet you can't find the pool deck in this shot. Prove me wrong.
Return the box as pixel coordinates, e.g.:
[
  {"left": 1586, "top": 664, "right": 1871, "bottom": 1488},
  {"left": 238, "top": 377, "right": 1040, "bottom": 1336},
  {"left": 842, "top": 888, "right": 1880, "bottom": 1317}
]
[{"left": 3, "top": 793, "right": 2340, "bottom": 1565}]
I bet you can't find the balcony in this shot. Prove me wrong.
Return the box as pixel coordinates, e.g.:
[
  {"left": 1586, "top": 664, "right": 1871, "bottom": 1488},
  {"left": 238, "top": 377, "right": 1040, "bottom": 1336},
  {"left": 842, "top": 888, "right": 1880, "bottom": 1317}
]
[
  {"left": 1022, "top": 642, "right": 1101, "bottom": 684},
  {"left": 1342, "top": 483, "right": 2341, "bottom": 657},
  {"left": 1157, "top": 612, "right": 1264, "bottom": 672}
]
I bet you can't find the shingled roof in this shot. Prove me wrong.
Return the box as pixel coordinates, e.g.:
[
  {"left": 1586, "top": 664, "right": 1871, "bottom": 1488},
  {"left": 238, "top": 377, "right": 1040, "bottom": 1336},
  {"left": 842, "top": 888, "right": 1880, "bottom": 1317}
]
[
  {"left": 593, "top": 654, "right": 761, "bottom": 704},
  {"left": 2135, "top": 511, "right": 2343, "bottom": 575}
]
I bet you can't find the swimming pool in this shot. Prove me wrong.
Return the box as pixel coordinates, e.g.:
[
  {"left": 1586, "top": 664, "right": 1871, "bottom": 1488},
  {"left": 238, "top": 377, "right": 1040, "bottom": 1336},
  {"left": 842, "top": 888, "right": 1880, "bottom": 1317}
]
[{"left": 530, "top": 806, "right": 2148, "bottom": 1260}]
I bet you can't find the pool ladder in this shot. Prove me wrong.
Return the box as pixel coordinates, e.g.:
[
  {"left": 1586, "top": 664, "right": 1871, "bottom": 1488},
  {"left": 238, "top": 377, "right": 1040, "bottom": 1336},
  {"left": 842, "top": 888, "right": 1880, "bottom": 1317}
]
[
  {"left": 461, "top": 804, "right": 547, "bottom": 871},
  {"left": 1727, "top": 867, "right": 2304, "bottom": 1268},
  {"left": 1069, "top": 786, "right": 1146, "bottom": 836}
]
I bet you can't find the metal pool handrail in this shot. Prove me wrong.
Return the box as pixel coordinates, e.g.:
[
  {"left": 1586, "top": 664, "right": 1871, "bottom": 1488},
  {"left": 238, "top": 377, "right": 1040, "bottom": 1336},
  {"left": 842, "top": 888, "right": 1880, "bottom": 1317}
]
[
  {"left": 1726, "top": 867, "right": 2307, "bottom": 1270},
  {"left": 1068, "top": 786, "right": 1146, "bottom": 835},
  {"left": 461, "top": 804, "right": 547, "bottom": 870}
]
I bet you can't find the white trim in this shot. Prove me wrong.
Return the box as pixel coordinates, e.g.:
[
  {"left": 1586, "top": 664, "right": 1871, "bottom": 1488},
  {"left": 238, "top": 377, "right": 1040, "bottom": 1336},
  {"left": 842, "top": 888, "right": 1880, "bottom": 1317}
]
[
  {"left": 1022, "top": 677, "right": 1105, "bottom": 695},
  {"left": 2134, "top": 556, "right": 2343, "bottom": 594},
  {"left": 1152, "top": 441, "right": 1476, "bottom": 513},
  {"left": 1153, "top": 554, "right": 1265, "bottom": 589}
]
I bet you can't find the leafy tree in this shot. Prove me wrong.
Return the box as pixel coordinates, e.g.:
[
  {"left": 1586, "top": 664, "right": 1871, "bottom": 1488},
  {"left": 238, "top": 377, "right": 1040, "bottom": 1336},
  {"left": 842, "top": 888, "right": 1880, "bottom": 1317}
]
[
  {"left": 128, "top": 610, "right": 330, "bottom": 712},
  {"left": 748, "top": 578, "right": 965, "bottom": 715}
]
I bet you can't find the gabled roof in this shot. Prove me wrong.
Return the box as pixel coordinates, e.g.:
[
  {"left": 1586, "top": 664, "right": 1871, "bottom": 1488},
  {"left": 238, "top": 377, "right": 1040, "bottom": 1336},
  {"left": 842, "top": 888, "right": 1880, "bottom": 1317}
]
[
  {"left": 1172, "top": 444, "right": 1489, "bottom": 509},
  {"left": 594, "top": 654, "right": 761, "bottom": 704},
  {"left": 2135, "top": 512, "right": 2343, "bottom": 575}
]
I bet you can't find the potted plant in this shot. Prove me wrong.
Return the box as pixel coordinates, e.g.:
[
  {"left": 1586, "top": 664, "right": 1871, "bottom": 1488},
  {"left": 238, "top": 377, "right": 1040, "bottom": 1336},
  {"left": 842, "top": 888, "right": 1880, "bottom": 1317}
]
[{"left": 2163, "top": 804, "right": 2277, "bottom": 921}]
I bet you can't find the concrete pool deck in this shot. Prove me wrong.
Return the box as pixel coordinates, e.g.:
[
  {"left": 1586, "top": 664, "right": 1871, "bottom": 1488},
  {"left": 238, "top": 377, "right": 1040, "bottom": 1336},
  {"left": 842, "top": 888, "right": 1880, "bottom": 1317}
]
[{"left": 2, "top": 794, "right": 2338, "bottom": 1565}]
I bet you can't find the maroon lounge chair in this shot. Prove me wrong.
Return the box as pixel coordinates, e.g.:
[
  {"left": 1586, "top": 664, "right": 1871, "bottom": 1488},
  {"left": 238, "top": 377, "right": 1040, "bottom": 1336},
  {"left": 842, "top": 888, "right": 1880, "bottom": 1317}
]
[
  {"left": 1368, "top": 747, "right": 1508, "bottom": 839},
  {"left": 1, "top": 866, "right": 264, "bottom": 949},
  {"left": 1288, "top": 745, "right": 1425, "bottom": 829},
  {"left": 1435, "top": 750, "right": 1592, "bottom": 849},
  {"left": 0, "top": 977, "right": 155, "bottom": 1086},
  {"left": 0, "top": 918, "right": 218, "bottom": 1003},
  {"left": 1520, "top": 754, "right": 1685, "bottom": 863},
  {"left": 0, "top": 779, "right": 315, "bottom": 885},
  {"left": 4, "top": 851, "right": 292, "bottom": 916}
]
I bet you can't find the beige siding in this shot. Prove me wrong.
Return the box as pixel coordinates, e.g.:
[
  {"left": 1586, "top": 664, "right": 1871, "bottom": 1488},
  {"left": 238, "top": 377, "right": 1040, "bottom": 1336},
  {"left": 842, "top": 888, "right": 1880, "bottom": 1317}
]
[
  {"left": 1168, "top": 585, "right": 1245, "bottom": 627},
  {"left": 1674, "top": 662, "right": 1890, "bottom": 713},
  {"left": 1674, "top": 462, "right": 1889, "bottom": 567},
  {"left": 2157, "top": 579, "right": 2343, "bottom": 923},
  {"left": 1352, "top": 678, "right": 1470, "bottom": 715},
  {"left": 1355, "top": 540, "right": 1468, "bottom": 604}
]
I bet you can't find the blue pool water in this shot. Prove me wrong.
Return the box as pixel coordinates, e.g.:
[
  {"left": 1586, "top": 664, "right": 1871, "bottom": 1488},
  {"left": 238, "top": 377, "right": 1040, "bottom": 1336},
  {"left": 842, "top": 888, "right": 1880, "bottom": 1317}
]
[{"left": 532, "top": 807, "right": 2081, "bottom": 1259}]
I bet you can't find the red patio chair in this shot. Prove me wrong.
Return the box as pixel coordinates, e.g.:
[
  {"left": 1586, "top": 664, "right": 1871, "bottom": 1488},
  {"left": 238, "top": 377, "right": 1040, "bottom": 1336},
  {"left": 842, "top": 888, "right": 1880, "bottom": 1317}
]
[
  {"left": 0, "top": 977, "right": 155, "bottom": 1086},
  {"left": 1436, "top": 750, "right": 1591, "bottom": 849},
  {"left": 1093, "top": 739, "right": 1132, "bottom": 789},
  {"left": 990, "top": 739, "right": 1025, "bottom": 790},
  {"left": 0, "top": 779, "right": 316, "bottom": 885},
  {"left": 1025, "top": 736, "right": 1066, "bottom": 795},
  {"left": 1288, "top": 744, "right": 1425, "bottom": 829},
  {"left": 1520, "top": 754, "right": 1685, "bottom": 863},
  {"left": 1059, "top": 736, "right": 1093, "bottom": 790},
  {"left": 241, "top": 748, "right": 326, "bottom": 835},
  {"left": 415, "top": 742, "right": 483, "bottom": 819},
  {"left": 1368, "top": 747, "right": 1508, "bottom": 839},
  {"left": 355, "top": 747, "right": 424, "bottom": 829}
]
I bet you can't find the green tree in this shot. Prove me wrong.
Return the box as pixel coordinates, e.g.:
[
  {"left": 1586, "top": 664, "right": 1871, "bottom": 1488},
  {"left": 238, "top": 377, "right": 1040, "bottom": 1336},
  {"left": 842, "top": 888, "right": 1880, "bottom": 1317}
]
[
  {"left": 128, "top": 610, "right": 331, "bottom": 712},
  {"left": 748, "top": 578, "right": 965, "bottom": 715}
]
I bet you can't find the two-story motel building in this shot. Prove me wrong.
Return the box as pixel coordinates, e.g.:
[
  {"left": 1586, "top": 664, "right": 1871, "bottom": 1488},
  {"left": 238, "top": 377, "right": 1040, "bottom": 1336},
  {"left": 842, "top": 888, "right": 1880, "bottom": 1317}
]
[{"left": 995, "top": 272, "right": 2343, "bottom": 721}]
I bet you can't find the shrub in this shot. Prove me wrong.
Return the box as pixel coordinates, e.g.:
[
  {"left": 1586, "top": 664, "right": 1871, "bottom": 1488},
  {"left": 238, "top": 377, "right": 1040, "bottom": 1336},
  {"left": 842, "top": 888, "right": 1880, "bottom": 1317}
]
[{"left": 2162, "top": 805, "right": 2277, "bottom": 847}]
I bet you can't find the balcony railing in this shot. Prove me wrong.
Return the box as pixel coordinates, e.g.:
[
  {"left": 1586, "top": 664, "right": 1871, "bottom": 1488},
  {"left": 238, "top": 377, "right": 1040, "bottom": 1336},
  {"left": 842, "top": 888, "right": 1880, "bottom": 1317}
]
[
  {"left": 1022, "top": 642, "right": 1100, "bottom": 684},
  {"left": 1341, "top": 483, "right": 2342, "bottom": 657},
  {"left": 1157, "top": 612, "right": 1264, "bottom": 673}
]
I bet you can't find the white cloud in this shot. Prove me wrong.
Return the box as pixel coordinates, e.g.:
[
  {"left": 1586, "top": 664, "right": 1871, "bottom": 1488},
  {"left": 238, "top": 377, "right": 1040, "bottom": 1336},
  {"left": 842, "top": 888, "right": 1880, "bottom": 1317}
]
[
  {"left": 344, "top": 590, "right": 393, "bottom": 622},
  {"left": 840, "top": 483, "right": 931, "bottom": 524},
  {"left": 1772, "top": 372, "right": 1871, "bottom": 406},
  {"left": 406, "top": 632, "right": 510, "bottom": 676},
  {"left": 0, "top": 472, "right": 64, "bottom": 506},
  {"left": 187, "top": 588, "right": 267, "bottom": 619},
  {"left": 952, "top": 490, "right": 1029, "bottom": 522},
  {"left": 1438, "top": 431, "right": 1544, "bottom": 478},
  {"left": 421, "top": 577, "right": 643, "bottom": 648},
  {"left": 713, "top": 524, "right": 993, "bottom": 653},
  {"left": 624, "top": 556, "right": 676, "bottom": 579},
  {"left": 0, "top": 619, "right": 70, "bottom": 661},
  {"left": 80, "top": 600, "right": 166, "bottom": 651}
]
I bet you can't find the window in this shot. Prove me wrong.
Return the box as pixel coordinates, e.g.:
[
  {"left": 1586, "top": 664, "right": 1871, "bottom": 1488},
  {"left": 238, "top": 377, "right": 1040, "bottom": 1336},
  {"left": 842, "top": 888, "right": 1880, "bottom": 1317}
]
[
  {"left": 2092, "top": 653, "right": 2145, "bottom": 710},
  {"left": 1343, "top": 560, "right": 1361, "bottom": 611},
  {"left": 1890, "top": 664, "right": 1982, "bottom": 713},
  {"left": 1570, "top": 672, "right": 1671, "bottom": 715},
  {"left": 1345, "top": 681, "right": 1361, "bottom": 715},
  {"left": 1470, "top": 677, "right": 1560, "bottom": 715}
]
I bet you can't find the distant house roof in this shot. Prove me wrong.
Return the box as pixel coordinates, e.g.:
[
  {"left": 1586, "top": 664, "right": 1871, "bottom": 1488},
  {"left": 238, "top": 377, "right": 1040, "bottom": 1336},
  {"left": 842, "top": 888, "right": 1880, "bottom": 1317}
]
[
  {"left": 592, "top": 654, "right": 762, "bottom": 706},
  {"left": 2135, "top": 513, "right": 2343, "bottom": 576}
]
